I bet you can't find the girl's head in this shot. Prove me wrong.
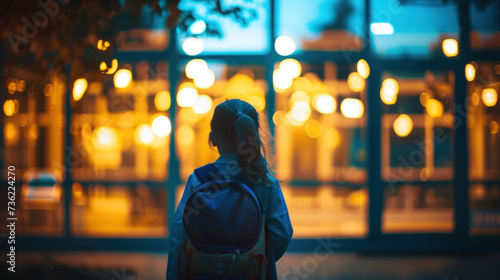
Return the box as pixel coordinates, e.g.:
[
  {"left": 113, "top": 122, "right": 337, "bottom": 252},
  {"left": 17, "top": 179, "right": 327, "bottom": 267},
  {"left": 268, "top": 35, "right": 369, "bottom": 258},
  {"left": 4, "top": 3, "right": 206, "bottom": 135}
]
[{"left": 209, "top": 99, "right": 271, "bottom": 183}]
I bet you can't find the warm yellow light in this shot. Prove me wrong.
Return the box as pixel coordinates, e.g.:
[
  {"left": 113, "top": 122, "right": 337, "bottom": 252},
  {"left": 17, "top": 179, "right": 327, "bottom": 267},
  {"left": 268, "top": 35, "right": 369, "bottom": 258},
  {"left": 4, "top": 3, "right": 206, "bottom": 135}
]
[
  {"left": 100, "top": 61, "right": 108, "bottom": 72},
  {"left": 273, "top": 111, "right": 286, "bottom": 126},
  {"left": 248, "top": 95, "right": 266, "bottom": 111},
  {"left": 315, "top": 94, "right": 336, "bottom": 114},
  {"left": 154, "top": 91, "right": 171, "bottom": 111},
  {"left": 291, "top": 101, "right": 311, "bottom": 123},
  {"left": 185, "top": 59, "right": 208, "bottom": 79},
  {"left": 426, "top": 99, "right": 444, "bottom": 118},
  {"left": 275, "top": 35, "right": 295, "bottom": 56},
  {"left": 465, "top": 63, "right": 476, "bottom": 82},
  {"left": 182, "top": 37, "right": 203, "bottom": 56},
  {"left": 393, "top": 114, "right": 413, "bottom": 137},
  {"left": 92, "top": 127, "right": 119, "bottom": 149},
  {"left": 4, "top": 122, "right": 19, "bottom": 145},
  {"left": 340, "top": 98, "right": 364, "bottom": 119},
  {"left": 347, "top": 72, "right": 365, "bottom": 92},
  {"left": 114, "top": 69, "right": 132, "bottom": 89},
  {"left": 3, "top": 99, "right": 18, "bottom": 116},
  {"left": 325, "top": 127, "right": 341, "bottom": 149},
  {"left": 279, "top": 59, "right": 301, "bottom": 78},
  {"left": 152, "top": 115, "right": 172, "bottom": 137},
  {"left": 273, "top": 69, "right": 293, "bottom": 91},
  {"left": 7, "top": 78, "right": 16, "bottom": 94},
  {"left": 286, "top": 111, "right": 304, "bottom": 126},
  {"left": 177, "top": 126, "right": 195, "bottom": 147},
  {"left": 294, "top": 77, "right": 312, "bottom": 93},
  {"left": 380, "top": 78, "right": 399, "bottom": 105},
  {"left": 442, "top": 39, "right": 458, "bottom": 57},
  {"left": 72, "top": 78, "right": 88, "bottom": 101},
  {"left": 194, "top": 69, "right": 215, "bottom": 89},
  {"left": 482, "top": 88, "right": 498, "bottom": 107},
  {"left": 491, "top": 121, "right": 499, "bottom": 135},
  {"left": 306, "top": 119, "right": 322, "bottom": 138},
  {"left": 101, "top": 59, "right": 119, "bottom": 74},
  {"left": 192, "top": 94, "right": 213, "bottom": 114},
  {"left": 289, "top": 91, "right": 310, "bottom": 107},
  {"left": 135, "top": 124, "right": 155, "bottom": 146},
  {"left": 357, "top": 59, "right": 370, "bottom": 79},
  {"left": 420, "top": 92, "right": 429, "bottom": 106},
  {"left": 177, "top": 86, "right": 198, "bottom": 107},
  {"left": 16, "top": 80, "right": 26, "bottom": 92}
]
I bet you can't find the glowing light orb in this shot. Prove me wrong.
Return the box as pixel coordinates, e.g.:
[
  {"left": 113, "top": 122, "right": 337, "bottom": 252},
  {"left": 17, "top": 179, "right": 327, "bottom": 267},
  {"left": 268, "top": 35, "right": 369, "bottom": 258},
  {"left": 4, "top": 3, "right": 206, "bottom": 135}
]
[
  {"left": 189, "top": 20, "right": 206, "bottom": 35},
  {"left": 306, "top": 119, "right": 322, "bottom": 138},
  {"left": 482, "top": 88, "right": 498, "bottom": 107},
  {"left": 279, "top": 59, "right": 302, "bottom": 78},
  {"left": 273, "top": 69, "right": 293, "bottom": 91},
  {"left": 315, "top": 94, "right": 336, "bottom": 114},
  {"left": 340, "top": 98, "right": 364, "bottom": 119},
  {"left": 393, "top": 114, "right": 413, "bottom": 137},
  {"left": 426, "top": 99, "right": 444, "bottom": 118},
  {"left": 275, "top": 36, "right": 295, "bottom": 56},
  {"left": 357, "top": 59, "right": 370, "bottom": 79},
  {"left": 193, "top": 69, "right": 215, "bottom": 89},
  {"left": 182, "top": 37, "right": 204, "bottom": 56},
  {"left": 192, "top": 95, "right": 213, "bottom": 114},
  {"left": 154, "top": 91, "right": 171, "bottom": 111},
  {"left": 135, "top": 124, "right": 154, "bottom": 146},
  {"left": 152, "top": 115, "right": 172, "bottom": 137},
  {"left": 73, "top": 78, "right": 88, "bottom": 101},
  {"left": 3, "top": 99, "right": 18, "bottom": 116},
  {"left": 177, "top": 86, "right": 198, "bottom": 107},
  {"left": 114, "top": 69, "right": 132, "bottom": 89},
  {"left": 442, "top": 39, "right": 458, "bottom": 57},
  {"left": 291, "top": 101, "right": 311, "bottom": 123},
  {"left": 347, "top": 72, "right": 365, "bottom": 92},
  {"left": 185, "top": 59, "right": 208, "bottom": 79},
  {"left": 465, "top": 63, "right": 476, "bottom": 82}
]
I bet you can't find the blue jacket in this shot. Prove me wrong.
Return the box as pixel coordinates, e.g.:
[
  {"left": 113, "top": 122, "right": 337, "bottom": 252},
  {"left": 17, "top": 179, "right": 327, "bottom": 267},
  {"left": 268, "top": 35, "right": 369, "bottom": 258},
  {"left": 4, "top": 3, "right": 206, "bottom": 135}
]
[{"left": 167, "top": 154, "right": 293, "bottom": 279}]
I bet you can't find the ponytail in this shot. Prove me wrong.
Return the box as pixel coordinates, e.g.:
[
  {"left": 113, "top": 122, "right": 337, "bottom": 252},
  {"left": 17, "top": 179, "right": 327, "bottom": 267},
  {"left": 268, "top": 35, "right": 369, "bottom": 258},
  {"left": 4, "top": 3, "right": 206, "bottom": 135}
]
[{"left": 210, "top": 99, "right": 272, "bottom": 184}]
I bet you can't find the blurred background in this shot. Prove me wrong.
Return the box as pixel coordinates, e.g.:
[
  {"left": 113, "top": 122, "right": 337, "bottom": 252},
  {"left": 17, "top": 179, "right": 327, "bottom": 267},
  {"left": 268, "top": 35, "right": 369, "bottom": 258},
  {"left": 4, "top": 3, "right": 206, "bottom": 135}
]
[{"left": 1, "top": 0, "right": 500, "bottom": 279}]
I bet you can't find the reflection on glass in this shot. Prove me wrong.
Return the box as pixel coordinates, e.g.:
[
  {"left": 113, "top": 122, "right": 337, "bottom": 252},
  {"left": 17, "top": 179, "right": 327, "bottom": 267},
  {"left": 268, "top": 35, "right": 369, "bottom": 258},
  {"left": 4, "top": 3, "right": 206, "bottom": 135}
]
[
  {"left": 381, "top": 70, "right": 455, "bottom": 233},
  {"left": 177, "top": 0, "right": 269, "bottom": 54},
  {"left": 71, "top": 183, "right": 167, "bottom": 237},
  {"left": 277, "top": 0, "right": 365, "bottom": 51},
  {"left": 470, "top": 1, "right": 500, "bottom": 50},
  {"left": 467, "top": 61, "right": 500, "bottom": 235},
  {"left": 370, "top": 0, "right": 458, "bottom": 58},
  {"left": 274, "top": 61, "right": 367, "bottom": 237},
  {"left": 70, "top": 61, "right": 170, "bottom": 181}
]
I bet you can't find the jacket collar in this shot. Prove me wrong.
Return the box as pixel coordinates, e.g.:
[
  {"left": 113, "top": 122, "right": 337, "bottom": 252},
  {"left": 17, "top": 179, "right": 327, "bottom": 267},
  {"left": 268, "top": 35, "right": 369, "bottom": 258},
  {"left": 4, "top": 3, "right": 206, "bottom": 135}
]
[{"left": 214, "top": 154, "right": 238, "bottom": 164}]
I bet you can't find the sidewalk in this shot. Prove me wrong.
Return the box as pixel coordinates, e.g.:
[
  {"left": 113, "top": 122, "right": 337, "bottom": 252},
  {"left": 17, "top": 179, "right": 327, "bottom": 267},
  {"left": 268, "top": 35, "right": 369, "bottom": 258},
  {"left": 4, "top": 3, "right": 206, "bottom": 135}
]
[{"left": 8, "top": 250, "right": 500, "bottom": 280}]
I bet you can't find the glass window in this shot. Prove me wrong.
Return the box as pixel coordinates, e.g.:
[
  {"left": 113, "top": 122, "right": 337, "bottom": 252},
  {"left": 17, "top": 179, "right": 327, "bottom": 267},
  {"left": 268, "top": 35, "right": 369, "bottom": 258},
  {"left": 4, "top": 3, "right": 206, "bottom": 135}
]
[
  {"left": 70, "top": 61, "right": 170, "bottom": 181},
  {"left": 467, "top": 61, "right": 500, "bottom": 235},
  {"left": 71, "top": 183, "right": 168, "bottom": 237},
  {"left": 381, "top": 70, "right": 455, "bottom": 233},
  {"left": 277, "top": 0, "right": 365, "bottom": 52},
  {"left": 273, "top": 60, "right": 368, "bottom": 237},
  {"left": 470, "top": 1, "right": 500, "bottom": 51},
  {"left": 177, "top": 0, "right": 269, "bottom": 54},
  {"left": 370, "top": 0, "right": 458, "bottom": 59}
]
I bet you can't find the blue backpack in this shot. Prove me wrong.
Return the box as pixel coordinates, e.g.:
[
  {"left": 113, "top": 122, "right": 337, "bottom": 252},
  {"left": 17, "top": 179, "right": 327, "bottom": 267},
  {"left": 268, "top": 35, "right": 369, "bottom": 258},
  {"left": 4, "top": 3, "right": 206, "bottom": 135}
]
[{"left": 178, "top": 163, "right": 267, "bottom": 280}]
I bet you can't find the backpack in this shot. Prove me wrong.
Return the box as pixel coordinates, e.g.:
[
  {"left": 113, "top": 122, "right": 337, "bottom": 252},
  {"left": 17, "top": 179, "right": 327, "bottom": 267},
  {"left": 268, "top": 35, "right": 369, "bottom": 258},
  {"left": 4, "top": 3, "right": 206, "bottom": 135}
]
[{"left": 178, "top": 163, "right": 268, "bottom": 280}]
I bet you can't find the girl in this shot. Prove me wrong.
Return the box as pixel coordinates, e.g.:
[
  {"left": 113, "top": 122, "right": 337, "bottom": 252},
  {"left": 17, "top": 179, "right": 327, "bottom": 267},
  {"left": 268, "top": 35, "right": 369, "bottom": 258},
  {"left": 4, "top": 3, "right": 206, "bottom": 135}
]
[{"left": 167, "top": 99, "right": 293, "bottom": 279}]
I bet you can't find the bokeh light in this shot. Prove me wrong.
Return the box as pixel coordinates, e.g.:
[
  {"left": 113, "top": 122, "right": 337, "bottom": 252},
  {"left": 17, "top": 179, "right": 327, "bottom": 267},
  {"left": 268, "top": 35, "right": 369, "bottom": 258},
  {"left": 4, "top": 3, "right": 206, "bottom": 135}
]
[
  {"left": 73, "top": 78, "right": 88, "bottom": 101},
  {"left": 114, "top": 69, "right": 132, "bottom": 89},
  {"left": 347, "top": 72, "right": 365, "bottom": 92},
  {"left": 273, "top": 69, "right": 293, "bottom": 91},
  {"left": 465, "top": 63, "right": 476, "bottom": 82},
  {"left": 426, "top": 99, "right": 444, "bottom": 118},
  {"left": 194, "top": 69, "right": 215, "bottom": 89},
  {"left": 185, "top": 59, "right": 208, "bottom": 79},
  {"left": 315, "top": 94, "right": 336, "bottom": 114},
  {"left": 306, "top": 119, "right": 322, "bottom": 138},
  {"left": 340, "top": 98, "right": 364, "bottom": 119},
  {"left": 177, "top": 84, "right": 199, "bottom": 107},
  {"left": 442, "top": 39, "right": 458, "bottom": 57},
  {"left": 183, "top": 37, "right": 204, "bottom": 56},
  {"left": 275, "top": 35, "right": 295, "bottom": 56},
  {"left": 152, "top": 115, "right": 172, "bottom": 137},
  {"left": 291, "top": 101, "right": 311, "bottom": 123},
  {"left": 279, "top": 59, "right": 302, "bottom": 78},
  {"left": 92, "top": 127, "right": 119, "bottom": 149},
  {"left": 482, "top": 88, "right": 498, "bottom": 107},
  {"left": 154, "top": 91, "right": 171, "bottom": 111},
  {"left": 189, "top": 19, "right": 206, "bottom": 35},
  {"left": 357, "top": 59, "right": 370, "bottom": 79},
  {"left": 192, "top": 95, "right": 213, "bottom": 114},
  {"left": 3, "top": 99, "right": 18, "bottom": 116},
  {"left": 393, "top": 114, "right": 413, "bottom": 137},
  {"left": 135, "top": 124, "right": 155, "bottom": 146}
]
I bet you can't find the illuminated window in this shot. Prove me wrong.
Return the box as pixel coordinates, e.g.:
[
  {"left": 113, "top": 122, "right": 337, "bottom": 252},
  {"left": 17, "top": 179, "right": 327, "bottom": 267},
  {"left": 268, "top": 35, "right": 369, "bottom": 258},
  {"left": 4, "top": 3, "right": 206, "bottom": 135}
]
[
  {"left": 274, "top": 61, "right": 368, "bottom": 237},
  {"left": 277, "top": 0, "right": 365, "bottom": 52},
  {"left": 370, "top": 0, "right": 459, "bottom": 58},
  {"left": 467, "top": 61, "right": 500, "bottom": 235},
  {"left": 70, "top": 61, "right": 170, "bottom": 181},
  {"left": 381, "top": 70, "right": 455, "bottom": 233}
]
